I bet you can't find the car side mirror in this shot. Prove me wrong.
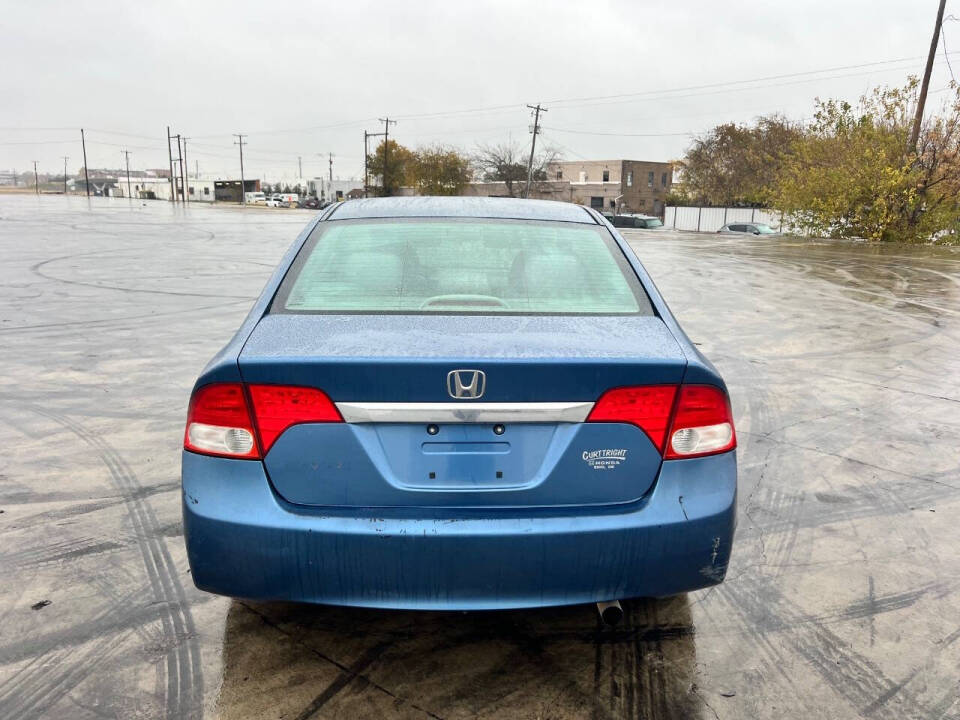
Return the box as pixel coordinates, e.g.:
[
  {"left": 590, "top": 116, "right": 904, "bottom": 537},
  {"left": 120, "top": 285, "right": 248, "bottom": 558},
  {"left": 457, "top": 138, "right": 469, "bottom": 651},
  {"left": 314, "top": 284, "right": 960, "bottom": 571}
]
[{"left": 753, "top": 230, "right": 760, "bottom": 235}]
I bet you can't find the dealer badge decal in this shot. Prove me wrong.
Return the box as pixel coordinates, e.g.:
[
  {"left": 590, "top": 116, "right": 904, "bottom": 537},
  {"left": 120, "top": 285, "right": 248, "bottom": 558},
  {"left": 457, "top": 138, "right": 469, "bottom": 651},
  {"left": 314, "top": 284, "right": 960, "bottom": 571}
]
[{"left": 582, "top": 448, "right": 628, "bottom": 471}]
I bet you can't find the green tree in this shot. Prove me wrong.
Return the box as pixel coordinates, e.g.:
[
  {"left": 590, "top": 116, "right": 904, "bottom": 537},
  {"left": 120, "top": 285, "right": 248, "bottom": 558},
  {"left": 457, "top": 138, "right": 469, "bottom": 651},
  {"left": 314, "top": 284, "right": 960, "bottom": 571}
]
[
  {"left": 679, "top": 116, "right": 801, "bottom": 206},
  {"left": 366, "top": 139, "right": 415, "bottom": 196},
  {"left": 410, "top": 145, "right": 471, "bottom": 195},
  {"left": 774, "top": 79, "right": 960, "bottom": 242}
]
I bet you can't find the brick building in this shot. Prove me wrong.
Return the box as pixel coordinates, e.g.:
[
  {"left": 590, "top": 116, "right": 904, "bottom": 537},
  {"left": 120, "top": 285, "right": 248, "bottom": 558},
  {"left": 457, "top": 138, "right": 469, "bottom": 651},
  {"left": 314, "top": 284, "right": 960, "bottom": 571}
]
[{"left": 546, "top": 159, "right": 673, "bottom": 216}]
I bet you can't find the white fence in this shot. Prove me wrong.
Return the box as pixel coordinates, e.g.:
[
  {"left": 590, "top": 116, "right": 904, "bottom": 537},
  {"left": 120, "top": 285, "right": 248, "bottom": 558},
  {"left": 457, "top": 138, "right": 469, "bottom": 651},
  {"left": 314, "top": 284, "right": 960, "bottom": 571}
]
[{"left": 664, "top": 206, "right": 783, "bottom": 233}]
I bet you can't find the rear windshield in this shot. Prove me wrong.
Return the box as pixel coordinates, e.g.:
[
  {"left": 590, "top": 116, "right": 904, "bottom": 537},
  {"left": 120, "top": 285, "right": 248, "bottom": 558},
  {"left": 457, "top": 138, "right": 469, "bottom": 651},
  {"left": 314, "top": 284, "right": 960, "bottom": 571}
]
[{"left": 272, "top": 219, "right": 653, "bottom": 315}]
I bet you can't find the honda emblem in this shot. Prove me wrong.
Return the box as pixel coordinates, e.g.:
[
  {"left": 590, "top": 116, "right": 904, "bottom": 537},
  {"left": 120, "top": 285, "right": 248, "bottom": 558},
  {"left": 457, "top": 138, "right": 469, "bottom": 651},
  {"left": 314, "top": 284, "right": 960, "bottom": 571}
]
[{"left": 447, "top": 369, "right": 486, "bottom": 399}]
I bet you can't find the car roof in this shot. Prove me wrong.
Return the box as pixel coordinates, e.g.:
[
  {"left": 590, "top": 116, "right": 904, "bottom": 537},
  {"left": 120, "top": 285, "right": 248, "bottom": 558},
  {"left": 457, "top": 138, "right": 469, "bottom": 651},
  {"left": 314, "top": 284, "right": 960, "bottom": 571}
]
[{"left": 326, "top": 196, "right": 599, "bottom": 224}]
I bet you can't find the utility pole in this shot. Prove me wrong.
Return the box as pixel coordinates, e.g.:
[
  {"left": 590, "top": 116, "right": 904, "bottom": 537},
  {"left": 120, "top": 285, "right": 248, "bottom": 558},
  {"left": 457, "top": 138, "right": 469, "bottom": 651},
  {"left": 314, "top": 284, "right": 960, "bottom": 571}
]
[
  {"left": 81, "top": 128, "right": 90, "bottom": 197},
  {"left": 910, "top": 0, "right": 948, "bottom": 153},
  {"left": 62, "top": 156, "right": 68, "bottom": 195},
  {"left": 364, "top": 130, "right": 385, "bottom": 197},
  {"left": 174, "top": 134, "right": 186, "bottom": 203},
  {"left": 329, "top": 152, "right": 333, "bottom": 182},
  {"left": 33, "top": 161, "right": 39, "bottom": 194},
  {"left": 378, "top": 117, "right": 397, "bottom": 195},
  {"left": 524, "top": 103, "right": 547, "bottom": 199},
  {"left": 122, "top": 150, "right": 132, "bottom": 198},
  {"left": 234, "top": 134, "right": 247, "bottom": 205},
  {"left": 166, "top": 126, "right": 176, "bottom": 203},
  {"left": 182, "top": 137, "right": 189, "bottom": 203},
  {"left": 298, "top": 155, "right": 302, "bottom": 180}
]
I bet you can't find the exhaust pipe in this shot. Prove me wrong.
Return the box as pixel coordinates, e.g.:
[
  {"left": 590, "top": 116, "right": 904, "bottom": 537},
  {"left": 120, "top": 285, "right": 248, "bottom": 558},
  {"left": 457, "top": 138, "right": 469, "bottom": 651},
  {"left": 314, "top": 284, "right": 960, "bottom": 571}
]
[{"left": 596, "top": 600, "right": 623, "bottom": 626}]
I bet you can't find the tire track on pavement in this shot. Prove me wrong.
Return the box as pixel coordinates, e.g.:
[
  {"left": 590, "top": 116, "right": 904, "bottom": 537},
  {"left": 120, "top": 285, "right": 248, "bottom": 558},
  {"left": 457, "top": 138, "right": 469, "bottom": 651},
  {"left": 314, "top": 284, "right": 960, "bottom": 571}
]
[{"left": 24, "top": 406, "right": 203, "bottom": 720}]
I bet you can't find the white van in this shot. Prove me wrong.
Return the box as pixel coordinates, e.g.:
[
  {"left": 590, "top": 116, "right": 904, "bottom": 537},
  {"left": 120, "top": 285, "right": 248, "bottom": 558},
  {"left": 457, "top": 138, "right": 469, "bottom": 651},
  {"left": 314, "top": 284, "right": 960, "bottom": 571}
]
[{"left": 245, "top": 192, "right": 266, "bottom": 204}]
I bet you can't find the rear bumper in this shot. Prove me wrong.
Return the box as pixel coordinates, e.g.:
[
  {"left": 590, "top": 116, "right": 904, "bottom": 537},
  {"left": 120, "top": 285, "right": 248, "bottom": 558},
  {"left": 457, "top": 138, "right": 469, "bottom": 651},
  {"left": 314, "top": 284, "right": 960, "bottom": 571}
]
[{"left": 181, "top": 450, "right": 736, "bottom": 609}]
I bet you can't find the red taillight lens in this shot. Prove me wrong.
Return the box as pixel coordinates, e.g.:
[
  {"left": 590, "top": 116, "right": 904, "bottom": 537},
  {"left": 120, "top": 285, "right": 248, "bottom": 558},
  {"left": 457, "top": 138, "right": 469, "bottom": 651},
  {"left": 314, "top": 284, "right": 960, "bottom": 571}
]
[
  {"left": 248, "top": 384, "right": 342, "bottom": 454},
  {"left": 586, "top": 385, "right": 678, "bottom": 453},
  {"left": 586, "top": 383, "right": 736, "bottom": 460},
  {"left": 184, "top": 383, "right": 342, "bottom": 458},
  {"left": 664, "top": 384, "right": 736, "bottom": 460},
  {"left": 184, "top": 383, "right": 260, "bottom": 459}
]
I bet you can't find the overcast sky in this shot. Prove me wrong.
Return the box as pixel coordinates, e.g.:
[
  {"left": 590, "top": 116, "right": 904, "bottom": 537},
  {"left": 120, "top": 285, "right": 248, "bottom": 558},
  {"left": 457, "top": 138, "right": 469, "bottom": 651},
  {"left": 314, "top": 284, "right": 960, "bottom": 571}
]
[{"left": 2, "top": 0, "right": 956, "bottom": 182}]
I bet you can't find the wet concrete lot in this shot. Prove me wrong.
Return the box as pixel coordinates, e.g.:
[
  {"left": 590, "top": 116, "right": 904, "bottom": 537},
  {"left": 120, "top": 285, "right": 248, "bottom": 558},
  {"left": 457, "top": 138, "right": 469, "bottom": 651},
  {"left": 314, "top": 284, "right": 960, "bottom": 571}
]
[{"left": 1, "top": 195, "right": 958, "bottom": 719}]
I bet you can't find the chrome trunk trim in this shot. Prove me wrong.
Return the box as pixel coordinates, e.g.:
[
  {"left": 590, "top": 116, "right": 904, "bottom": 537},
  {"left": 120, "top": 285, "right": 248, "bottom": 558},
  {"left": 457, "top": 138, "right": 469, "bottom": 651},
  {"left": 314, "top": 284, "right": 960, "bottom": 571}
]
[{"left": 335, "top": 401, "right": 593, "bottom": 424}]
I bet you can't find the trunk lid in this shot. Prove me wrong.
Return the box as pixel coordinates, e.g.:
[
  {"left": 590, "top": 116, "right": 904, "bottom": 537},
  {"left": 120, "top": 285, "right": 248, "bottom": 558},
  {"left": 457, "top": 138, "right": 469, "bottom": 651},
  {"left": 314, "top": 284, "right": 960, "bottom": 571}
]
[{"left": 239, "top": 314, "right": 685, "bottom": 509}]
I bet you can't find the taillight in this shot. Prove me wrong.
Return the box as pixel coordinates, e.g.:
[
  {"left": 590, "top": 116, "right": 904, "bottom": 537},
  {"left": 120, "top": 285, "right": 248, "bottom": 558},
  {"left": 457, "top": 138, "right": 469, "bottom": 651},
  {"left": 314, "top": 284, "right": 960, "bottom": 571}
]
[
  {"left": 184, "top": 382, "right": 342, "bottom": 459},
  {"left": 586, "top": 385, "right": 678, "bottom": 453},
  {"left": 663, "top": 384, "right": 736, "bottom": 459},
  {"left": 587, "top": 383, "right": 735, "bottom": 460},
  {"left": 184, "top": 383, "right": 260, "bottom": 459},
  {"left": 247, "top": 384, "right": 341, "bottom": 454}
]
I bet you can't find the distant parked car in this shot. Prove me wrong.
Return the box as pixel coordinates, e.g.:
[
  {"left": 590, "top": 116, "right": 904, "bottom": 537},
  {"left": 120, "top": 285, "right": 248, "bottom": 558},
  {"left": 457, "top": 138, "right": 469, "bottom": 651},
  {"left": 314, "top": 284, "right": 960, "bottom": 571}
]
[
  {"left": 265, "top": 197, "right": 285, "bottom": 208},
  {"left": 718, "top": 222, "right": 778, "bottom": 236},
  {"left": 630, "top": 215, "right": 665, "bottom": 230},
  {"left": 604, "top": 213, "right": 665, "bottom": 230},
  {"left": 297, "top": 197, "right": 321, "bottom": 209}
]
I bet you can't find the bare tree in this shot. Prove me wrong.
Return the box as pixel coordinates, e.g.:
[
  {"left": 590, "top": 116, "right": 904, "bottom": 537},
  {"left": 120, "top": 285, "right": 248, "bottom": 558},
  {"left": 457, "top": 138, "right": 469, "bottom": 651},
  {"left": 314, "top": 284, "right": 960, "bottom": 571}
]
[{"left": 473, "top": 142, "right": 561, "bottom": 197}]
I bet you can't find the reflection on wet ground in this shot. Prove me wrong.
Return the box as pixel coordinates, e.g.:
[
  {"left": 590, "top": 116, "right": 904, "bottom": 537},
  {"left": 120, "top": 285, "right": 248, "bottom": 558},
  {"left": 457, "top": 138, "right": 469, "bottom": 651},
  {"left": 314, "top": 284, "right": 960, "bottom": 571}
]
[
  {"left": 0, "top": 197, "right": 958, "bottom": 719},
  {"left": 219, "top": 597, "right": 698, "bottom": 719}
]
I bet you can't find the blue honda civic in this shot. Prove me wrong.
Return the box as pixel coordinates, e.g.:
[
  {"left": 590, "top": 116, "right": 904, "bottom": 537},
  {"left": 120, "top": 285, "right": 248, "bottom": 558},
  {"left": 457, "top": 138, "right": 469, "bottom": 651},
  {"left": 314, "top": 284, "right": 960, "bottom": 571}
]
[{"left": 182, "top": 196, "right": 736, "bottom": 614}]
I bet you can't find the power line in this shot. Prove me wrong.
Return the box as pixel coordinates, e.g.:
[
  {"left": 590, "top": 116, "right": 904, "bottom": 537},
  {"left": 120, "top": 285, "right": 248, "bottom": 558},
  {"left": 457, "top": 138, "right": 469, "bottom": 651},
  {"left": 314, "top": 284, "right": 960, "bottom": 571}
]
[
  {"left": 543, "top": 53, "right": 953, "bottom": 108},
  {"left": 0, "top": 140, "right": 75, "bottom": 146},
  {"left": 546, "top": 127, "right": 693, "bottom": 138},
  {"left": 943, "top": 15, "right": 958, "bottom": 83},
  {"left": 4, "top": 51, "right": 959, "bottom": 145},
  {"left": 542, "top": 59, "right": 957, "bottom": 113},
  {"left": 8, "top": 50, "right": 960, "bottom": 184},
  {"left": 538, "top": 132, "right": 587, "bottom": 161},
  {"left": 188, "top": 117, "right": 378, "bottom": 140}
]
